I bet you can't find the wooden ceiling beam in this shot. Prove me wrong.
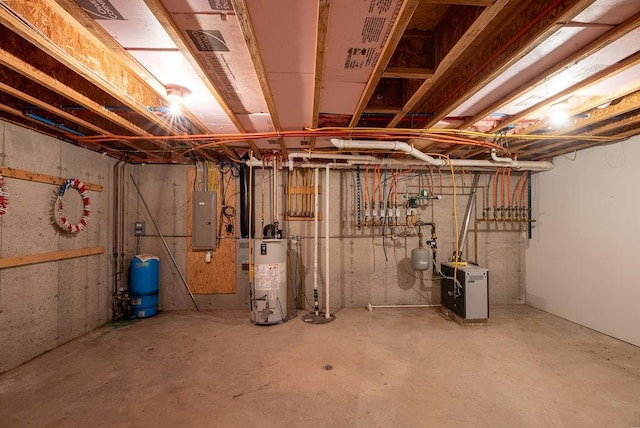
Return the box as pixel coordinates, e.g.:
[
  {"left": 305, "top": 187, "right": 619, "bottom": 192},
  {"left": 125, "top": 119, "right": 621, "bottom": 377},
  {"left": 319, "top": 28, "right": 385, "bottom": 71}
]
[
  {"left": 530, "top": 126, "right": 640, "bottom": 160},
  {"left": 462, "top": 10, "right": 640, "bottom": 131},
  {"left": 387, "top": 0, "right": 512, "bottom": 128},
  {"left": 310, "top": 0, "right": 330, "bottom": 151},
  {"left": 232, "top": 0, "right": 287, "bottom": 157},
  {"left": 515, "top": 87, "right": 640, "bottom": 138},
  {"left": 0, "top": 1, "right": 185, "bottom": 136},
  {"left": 426, "top": 0, "right": 495, "bottom": 5},
  {"left": 141, "top": 0, "right": 254, "bottom": 160},
  {"left": 0, "top": 102, "right": 136, "bottom": 159},
  {"left": 421, "top": 0, "right": 596, "bottom": 129},
  {"left": 348, "top": 0, "right": 420, "bottom": 128},
  {"left": 490, "top": 50, "right": 640, "bottom": 133},
  {"left": 0, "top": 82, "right": 171, "bottom": 161},
  {"left": 0, "top": 44, "right": 157, "bottom": 140},
  {"left": 514, "top": 109, "right": 640, "bottom": 157},
  {"left": 520, "top": 111, "right": 640, "bottom": 161},
  {"left": 459, "top": 81, "right": 640, "bottom": 160},
  {"left": 382, "top": 67, "right": 434, "bottom": 80}
]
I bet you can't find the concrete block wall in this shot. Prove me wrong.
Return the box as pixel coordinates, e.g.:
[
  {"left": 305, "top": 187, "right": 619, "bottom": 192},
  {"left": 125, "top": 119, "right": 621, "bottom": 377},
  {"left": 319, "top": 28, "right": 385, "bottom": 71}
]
[
  {"left": 130, "top": 165, "right": 527, "bottom": 313},
  {"left": 0, "top": 122, "right": 113, "bottom": 373}
]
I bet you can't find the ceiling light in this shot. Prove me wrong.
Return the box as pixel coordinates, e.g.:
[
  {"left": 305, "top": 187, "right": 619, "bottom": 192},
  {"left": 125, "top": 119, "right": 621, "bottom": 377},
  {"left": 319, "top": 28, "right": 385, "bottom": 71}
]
[
  {"left": 165, "top": 84, "right": 191, "bottom": 115},
  {"left": 548, "top": 101, "right": 570, "bottom": 128}
]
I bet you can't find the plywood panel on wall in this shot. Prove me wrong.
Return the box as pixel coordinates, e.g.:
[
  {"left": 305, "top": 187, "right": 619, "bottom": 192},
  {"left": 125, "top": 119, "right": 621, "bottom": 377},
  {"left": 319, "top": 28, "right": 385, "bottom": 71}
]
[{"left": 186, "top": 167, "right": 236, "bottom": 294}]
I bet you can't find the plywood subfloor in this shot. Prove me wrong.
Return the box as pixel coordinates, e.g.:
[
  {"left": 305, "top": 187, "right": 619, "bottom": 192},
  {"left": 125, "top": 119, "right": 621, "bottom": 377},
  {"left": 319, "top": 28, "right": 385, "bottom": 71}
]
[{"left": 1, "top": 306, "right": 639, "bottom": 426}]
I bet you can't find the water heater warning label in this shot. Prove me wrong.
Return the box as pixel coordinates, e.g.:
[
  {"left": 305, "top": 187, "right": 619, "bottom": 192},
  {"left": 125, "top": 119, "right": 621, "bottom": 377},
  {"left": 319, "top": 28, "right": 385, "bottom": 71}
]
[{"left": 254, "top": 263, "right": 283, "bottom": 290}]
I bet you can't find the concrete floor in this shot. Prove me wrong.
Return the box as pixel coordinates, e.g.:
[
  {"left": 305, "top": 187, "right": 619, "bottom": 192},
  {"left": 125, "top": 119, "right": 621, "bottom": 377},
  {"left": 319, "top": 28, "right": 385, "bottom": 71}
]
[{"left": 0, "top": 306, "right": 639, "bottom": 427}]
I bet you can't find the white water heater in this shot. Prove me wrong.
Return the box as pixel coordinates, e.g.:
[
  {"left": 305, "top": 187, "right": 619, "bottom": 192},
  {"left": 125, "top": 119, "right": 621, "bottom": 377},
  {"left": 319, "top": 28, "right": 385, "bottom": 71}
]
[{"left": 251, "top": 239, "right": 287, "bottom": 325}]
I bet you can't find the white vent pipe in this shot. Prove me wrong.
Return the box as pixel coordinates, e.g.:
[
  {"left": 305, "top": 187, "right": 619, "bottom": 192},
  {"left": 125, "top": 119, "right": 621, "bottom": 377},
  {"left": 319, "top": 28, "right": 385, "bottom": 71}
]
[{"left": 330, "top": 139, "right": 552, "bottom": 171}]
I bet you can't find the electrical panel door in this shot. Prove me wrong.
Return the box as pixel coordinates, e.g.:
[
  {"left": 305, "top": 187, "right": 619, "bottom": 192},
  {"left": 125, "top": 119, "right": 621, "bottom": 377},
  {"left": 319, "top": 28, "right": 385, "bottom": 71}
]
[{"left": 192, "top": 191, "right": 217, "bottom": 250}]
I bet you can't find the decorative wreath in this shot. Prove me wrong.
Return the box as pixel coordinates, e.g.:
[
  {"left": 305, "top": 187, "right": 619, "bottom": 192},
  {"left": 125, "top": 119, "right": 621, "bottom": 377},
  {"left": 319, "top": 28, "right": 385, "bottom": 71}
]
[
  {"left": 0, "top": 175, "right": 7, "bottom": 215},
  {"left": 54, "top": 178, "right": 91, "bottom": 234}
]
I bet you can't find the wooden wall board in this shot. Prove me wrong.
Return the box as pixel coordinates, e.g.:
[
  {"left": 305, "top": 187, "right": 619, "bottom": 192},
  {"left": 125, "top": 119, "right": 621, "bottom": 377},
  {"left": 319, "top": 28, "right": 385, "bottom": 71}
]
[
  {"left": 186, "top": 167, "right": 236, "bottom": 294},
  {"left": 0, "top": 246, "right": 104, "bottom": 269}
]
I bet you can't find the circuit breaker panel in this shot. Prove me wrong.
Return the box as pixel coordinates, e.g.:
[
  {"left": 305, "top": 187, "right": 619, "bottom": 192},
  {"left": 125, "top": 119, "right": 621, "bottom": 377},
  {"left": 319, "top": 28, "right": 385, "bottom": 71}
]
[{"left": 192, "top": 191, "right": 217, "bottom": 250}]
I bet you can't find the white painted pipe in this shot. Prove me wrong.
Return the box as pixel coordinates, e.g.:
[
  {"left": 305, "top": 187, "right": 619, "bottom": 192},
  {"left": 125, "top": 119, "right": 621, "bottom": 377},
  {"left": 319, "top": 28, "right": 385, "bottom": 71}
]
[
  {"left": 325, "top": 164, "right": 330, "bottom": 319},
  {"left": 288, "top": 152, "right": 376, "bottom": 169},
  {"left": 273, "top": 157, "right": 277, "bottom": 226},
  {"left": 330, "top": 139, "right": 553, "bottom": 171},
  {"left": 367, "top": 303, "right": 441, "bottom": 309},
  {"left": 490, "top": 148, "right": 512, "bottom": 163},
  {"left": 331, "top": 138, "right": 442, "bottom": 165},
  {"left": 313, "top": 167, "right": 319, "bottom": 316}
]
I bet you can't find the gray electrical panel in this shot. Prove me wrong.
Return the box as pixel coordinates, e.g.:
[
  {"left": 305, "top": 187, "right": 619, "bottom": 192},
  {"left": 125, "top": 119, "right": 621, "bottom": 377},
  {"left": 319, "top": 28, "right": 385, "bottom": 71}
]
[{"left": 192, "top": 191, "right": 217, "bottom": 250}]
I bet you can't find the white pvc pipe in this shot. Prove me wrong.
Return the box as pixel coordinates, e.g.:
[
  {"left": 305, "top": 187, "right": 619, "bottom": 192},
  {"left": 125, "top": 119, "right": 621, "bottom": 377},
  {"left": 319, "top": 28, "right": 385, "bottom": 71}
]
[
  {"left": 273, "top": 157, "right": 277, "bottom": 226},
  {"left": 490, "top": 148, "right": 512, "bottom": 163},
  {"left": 367, "top": 303, "right": 441, "bottom": 311},
  {"left": 313, "top": 167, "right": 319, "bottom": 316},
  {"left": 330, "top": 139, "right": 553, "bottom": 171},
  {"left": 288, "top": 152, "right": 376, "bottom": 169},
  {"left": 325, "top": 164, "right": 330, "bottom": 319}
]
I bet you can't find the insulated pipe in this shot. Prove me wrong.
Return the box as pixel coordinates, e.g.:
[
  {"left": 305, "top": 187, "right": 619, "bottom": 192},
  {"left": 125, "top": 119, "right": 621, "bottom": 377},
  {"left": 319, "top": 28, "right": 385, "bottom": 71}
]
[
  {"left": 325, "top": 164, "right": 330, "bottom": 319},
  {"left": 313, "top": 167, "right": 320, "bottom": 316},
  {"left": 330, "top": 139, "right": 553, "bottom": 171}
]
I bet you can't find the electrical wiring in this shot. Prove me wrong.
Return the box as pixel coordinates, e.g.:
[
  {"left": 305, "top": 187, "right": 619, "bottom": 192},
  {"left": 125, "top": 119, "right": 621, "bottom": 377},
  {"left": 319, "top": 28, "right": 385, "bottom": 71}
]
[{"left": 71, "top": 127, "right": 622, "bottom": 163}]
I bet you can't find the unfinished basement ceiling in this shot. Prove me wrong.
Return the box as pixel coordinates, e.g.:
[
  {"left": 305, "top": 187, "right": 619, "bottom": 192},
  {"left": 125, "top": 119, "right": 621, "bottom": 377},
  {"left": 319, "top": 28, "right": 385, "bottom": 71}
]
[{"left": 0, "top": 0, "right": 639, "bottom": 164}]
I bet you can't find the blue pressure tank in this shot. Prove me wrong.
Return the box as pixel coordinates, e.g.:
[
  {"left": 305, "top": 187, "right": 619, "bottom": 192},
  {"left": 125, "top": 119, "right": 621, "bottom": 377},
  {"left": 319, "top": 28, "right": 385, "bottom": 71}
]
[{"left": 129, "top": 254, "right": 159, "bottom": 318}]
